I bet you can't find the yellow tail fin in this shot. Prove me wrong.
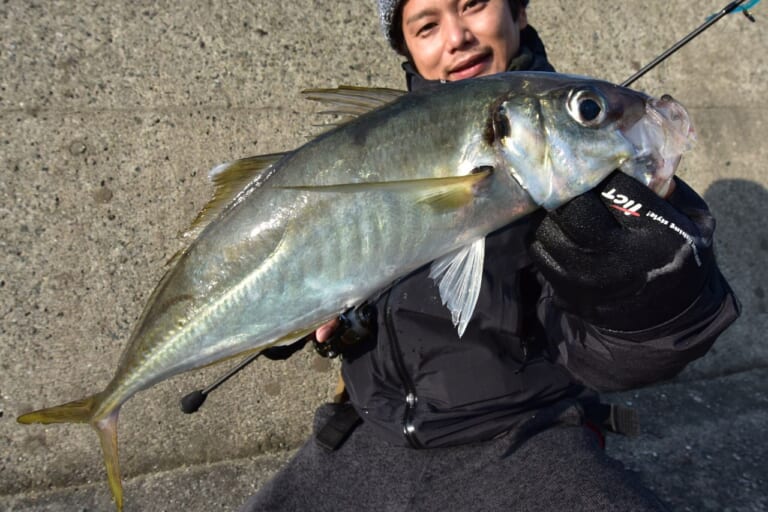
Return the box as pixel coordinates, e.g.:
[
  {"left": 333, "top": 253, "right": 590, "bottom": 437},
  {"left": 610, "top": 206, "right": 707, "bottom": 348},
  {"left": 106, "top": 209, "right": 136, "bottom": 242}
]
[
  {"left": 17, "top": 396, "right": 97, "bottom": 425},
  {"left": 18, "top": 396, "right": 124, "bottom": 512}
]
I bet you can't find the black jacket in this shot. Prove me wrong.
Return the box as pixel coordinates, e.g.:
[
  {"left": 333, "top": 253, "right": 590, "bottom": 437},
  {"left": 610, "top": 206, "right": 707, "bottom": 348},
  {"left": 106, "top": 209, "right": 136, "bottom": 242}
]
[{"left": 339, "top": 27, "right": 740, "bottom": 448}]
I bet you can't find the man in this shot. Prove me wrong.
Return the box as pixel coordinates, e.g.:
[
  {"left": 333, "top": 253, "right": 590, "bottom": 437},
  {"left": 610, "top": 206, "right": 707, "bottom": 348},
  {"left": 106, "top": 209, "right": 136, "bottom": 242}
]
[{"left": 241, "top": 1, "right": 739, "bottom": 510}]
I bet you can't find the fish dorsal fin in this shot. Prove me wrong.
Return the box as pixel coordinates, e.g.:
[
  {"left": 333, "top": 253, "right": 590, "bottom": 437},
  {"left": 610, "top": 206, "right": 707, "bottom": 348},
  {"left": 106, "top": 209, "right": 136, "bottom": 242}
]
[
  {"left": 302, "top": 86, "right": 406, "bottom": 129},
  {"left": 182, "top": 153, "right": 286, "bottom": 240},
  {"left": 280, "top": 167, "right": 493, "bottom": 212},
  {"left": 164, "top": 153, "right": 287, "bottom": 268},
  {"left": 429, "top": 238, "right": 486, "bottom": 338}
]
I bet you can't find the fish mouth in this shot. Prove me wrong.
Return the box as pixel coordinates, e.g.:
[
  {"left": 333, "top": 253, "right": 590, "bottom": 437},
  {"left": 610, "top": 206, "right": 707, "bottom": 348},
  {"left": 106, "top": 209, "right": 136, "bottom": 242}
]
[{"left": 619, "top": 94, "right": 696, "bottom": 196}]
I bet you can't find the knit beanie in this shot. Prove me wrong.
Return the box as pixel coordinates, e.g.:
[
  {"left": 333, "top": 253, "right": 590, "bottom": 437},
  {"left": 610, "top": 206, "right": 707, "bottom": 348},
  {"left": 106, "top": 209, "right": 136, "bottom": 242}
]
[{"left": 376, "top": 0, "right": 404, "bottom": 50}]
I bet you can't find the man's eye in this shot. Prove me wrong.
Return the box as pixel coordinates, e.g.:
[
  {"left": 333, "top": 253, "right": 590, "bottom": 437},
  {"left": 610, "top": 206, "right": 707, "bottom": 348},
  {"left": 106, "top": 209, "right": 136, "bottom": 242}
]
[
  {"left": 463, "top": 0, "right": 488, "bottom": 12},
  {"left": 417, "top": 22, "right": 437, "bottom": 36}
]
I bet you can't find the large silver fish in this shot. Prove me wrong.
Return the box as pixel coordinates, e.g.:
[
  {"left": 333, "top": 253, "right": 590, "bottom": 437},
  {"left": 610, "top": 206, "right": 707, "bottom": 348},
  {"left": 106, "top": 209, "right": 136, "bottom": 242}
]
[{"left": 18, "top": 72, "right": 694, "bottom": 510}]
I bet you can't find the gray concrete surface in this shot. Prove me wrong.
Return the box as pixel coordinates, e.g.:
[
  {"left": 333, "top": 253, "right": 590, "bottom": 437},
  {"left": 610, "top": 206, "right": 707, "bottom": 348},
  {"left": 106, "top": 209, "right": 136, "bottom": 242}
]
[{"left": 1, "top": 1, "right": 765, "bottom": 511}]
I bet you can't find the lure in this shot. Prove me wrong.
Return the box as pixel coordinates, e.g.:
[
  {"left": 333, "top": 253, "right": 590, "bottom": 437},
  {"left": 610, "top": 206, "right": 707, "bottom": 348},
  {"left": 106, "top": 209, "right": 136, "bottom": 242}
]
[{"left": 713, "top": 0, "right": 760, "bottom": 21}]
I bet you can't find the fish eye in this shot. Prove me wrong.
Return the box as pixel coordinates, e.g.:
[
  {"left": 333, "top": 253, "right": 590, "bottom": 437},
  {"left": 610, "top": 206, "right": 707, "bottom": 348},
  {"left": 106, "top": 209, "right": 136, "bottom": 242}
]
[
  {"left": 567, "top": 88, "right": 608, "bottom": 127},
  {"left": 579, "top": 98, "right": 601, "bottom": 121}
]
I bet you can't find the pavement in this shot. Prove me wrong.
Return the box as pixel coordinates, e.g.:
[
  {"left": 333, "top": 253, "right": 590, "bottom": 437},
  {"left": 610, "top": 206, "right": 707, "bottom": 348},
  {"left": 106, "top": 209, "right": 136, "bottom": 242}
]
[{"left": 1, "top": 1, "right": 766, "bottom": 511}]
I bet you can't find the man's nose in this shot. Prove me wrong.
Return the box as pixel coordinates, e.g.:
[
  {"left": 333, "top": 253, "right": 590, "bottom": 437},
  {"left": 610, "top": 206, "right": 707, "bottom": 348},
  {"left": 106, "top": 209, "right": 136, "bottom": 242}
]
[{"left": 445, "top": 16, "right": 475, "bottom": 51}]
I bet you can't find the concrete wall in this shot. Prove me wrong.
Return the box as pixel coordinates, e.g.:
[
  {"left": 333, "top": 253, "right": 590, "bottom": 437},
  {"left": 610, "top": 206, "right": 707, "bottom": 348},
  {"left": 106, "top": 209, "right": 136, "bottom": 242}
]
[{"left": 1, "top": 1, "right": 766, "bottom": 510}]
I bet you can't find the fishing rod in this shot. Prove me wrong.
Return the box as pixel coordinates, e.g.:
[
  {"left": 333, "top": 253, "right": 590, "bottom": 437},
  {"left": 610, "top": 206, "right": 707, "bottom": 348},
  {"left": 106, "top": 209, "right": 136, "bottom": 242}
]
[
  {"left": 179, "top": 337, "right": 312, "bottom": 414},
  {"left": 179, "top": 0, "right": 759, "bottom": 415},
  {"left": 180, "top": 308, "right": 373, "bottom": 414}
]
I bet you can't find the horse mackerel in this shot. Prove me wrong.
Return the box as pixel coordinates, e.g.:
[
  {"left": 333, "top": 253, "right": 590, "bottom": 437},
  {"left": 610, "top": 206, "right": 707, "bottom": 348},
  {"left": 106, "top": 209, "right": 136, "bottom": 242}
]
[{"left": 17, "top": 72, "right": 694, "bottom": 511}]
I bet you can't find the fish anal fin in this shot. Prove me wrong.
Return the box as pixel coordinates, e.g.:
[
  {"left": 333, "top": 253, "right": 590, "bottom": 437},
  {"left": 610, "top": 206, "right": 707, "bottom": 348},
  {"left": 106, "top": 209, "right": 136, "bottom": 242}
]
[
  {"left": 429, "top": 238, "right": 486, "bottom": 337},
  {"left": 197, "top": 323, "right": 327, "bottom": 371},
  {"left": 264, "top": 325, "right": 324, "bottom": 350}
]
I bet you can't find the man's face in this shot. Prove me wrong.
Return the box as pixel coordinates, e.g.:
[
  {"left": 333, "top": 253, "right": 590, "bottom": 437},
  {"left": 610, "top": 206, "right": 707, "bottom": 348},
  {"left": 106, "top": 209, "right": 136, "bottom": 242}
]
[{"left": 401, "top": 0, "right": 527, "bottom": 81}]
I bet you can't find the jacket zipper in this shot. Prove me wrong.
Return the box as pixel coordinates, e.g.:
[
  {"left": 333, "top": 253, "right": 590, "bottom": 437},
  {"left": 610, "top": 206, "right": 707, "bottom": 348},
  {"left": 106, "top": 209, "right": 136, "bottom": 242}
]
[{"left": 384, "top": 292, "right": 423, "bottom": 448}]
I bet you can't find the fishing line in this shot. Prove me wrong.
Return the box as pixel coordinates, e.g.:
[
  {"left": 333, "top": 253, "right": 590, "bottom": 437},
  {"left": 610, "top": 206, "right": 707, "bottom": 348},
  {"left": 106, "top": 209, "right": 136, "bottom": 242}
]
[{"left": 622, "top": 0, "right": 760, "bottom": 86}]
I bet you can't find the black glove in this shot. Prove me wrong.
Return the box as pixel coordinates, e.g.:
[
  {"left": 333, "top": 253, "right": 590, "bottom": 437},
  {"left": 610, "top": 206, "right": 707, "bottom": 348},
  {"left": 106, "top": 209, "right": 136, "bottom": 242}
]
[{"left": 529, "top": 171, "right": 715, "bottom": 331}]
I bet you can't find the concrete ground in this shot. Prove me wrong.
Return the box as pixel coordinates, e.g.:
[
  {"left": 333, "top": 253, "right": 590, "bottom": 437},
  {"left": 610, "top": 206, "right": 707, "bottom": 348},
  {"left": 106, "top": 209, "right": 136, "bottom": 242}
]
[{"left": 1, "top": 1, "right": 766, "bottom": 511}]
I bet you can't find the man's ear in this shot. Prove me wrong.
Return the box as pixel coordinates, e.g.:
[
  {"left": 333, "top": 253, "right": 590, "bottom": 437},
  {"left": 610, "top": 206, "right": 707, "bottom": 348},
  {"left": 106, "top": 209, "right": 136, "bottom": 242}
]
[{"left": 517, "top": 5, "right": 528, "bottom": 29}]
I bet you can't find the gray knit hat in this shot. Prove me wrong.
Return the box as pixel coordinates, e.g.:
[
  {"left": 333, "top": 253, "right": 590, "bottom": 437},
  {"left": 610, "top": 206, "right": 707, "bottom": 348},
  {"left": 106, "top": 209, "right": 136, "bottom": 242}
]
[
  {"left": 377, "top": 0, "right": 530, "bottom": 53},
  {"left": 376, "top": 0, "right": 406, "bottom": 51}
]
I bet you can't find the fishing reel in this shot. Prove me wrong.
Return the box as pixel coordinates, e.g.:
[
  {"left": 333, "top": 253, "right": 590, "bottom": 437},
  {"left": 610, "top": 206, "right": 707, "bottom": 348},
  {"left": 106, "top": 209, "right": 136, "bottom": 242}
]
[{"left": 313, "top": 305, "right": 376, "bottom": 359}]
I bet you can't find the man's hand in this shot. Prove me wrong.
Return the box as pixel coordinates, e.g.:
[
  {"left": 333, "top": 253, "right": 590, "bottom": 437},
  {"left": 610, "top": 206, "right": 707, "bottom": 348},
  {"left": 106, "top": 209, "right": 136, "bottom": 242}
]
[
  {"left": 529, "top": 171, "right": 714, "bottom": 331},
  {"left": 313, "top": 306, "right": 375, "bottom": 358},
  {"left": 316, "top": 318, "right": 341, "bottom": 343}
]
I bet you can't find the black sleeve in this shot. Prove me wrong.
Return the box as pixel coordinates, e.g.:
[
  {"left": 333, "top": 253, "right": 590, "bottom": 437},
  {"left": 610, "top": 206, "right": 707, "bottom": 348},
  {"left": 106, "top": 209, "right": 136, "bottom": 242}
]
[{"left": 538, "top": 267, "right": 740, "bottom": 391}]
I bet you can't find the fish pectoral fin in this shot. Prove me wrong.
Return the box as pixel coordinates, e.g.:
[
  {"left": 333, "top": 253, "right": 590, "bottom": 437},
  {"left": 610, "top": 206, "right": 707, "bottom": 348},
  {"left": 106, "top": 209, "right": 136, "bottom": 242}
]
[
  {"left": 429, "top": 238, "right": 486, "bottom": 338},
  {"left": 279, "top": 167, "right": 493, "bottom": 212},
  {"left": 413, "top": 167, "right": 493, "bottom": 211}
]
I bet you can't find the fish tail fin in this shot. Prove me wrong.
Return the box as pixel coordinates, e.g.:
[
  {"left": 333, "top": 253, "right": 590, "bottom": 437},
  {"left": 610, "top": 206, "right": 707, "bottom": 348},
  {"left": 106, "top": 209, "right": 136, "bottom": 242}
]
[
  {"left": 17, "top": 396, "right": 98, "bottom": 425},
  {"left": 95, "top": 409, "right": 123, "bottom": 512},
  {"left": 18, "top": 396, "right": 125, "bottom": 512}
]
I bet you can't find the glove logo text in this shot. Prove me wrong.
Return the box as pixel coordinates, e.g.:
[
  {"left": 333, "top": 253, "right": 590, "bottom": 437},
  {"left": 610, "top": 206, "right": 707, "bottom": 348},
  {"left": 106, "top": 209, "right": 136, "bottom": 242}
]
[{"left": 601, "top": 188, "right": 642, "bottom": 216}]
